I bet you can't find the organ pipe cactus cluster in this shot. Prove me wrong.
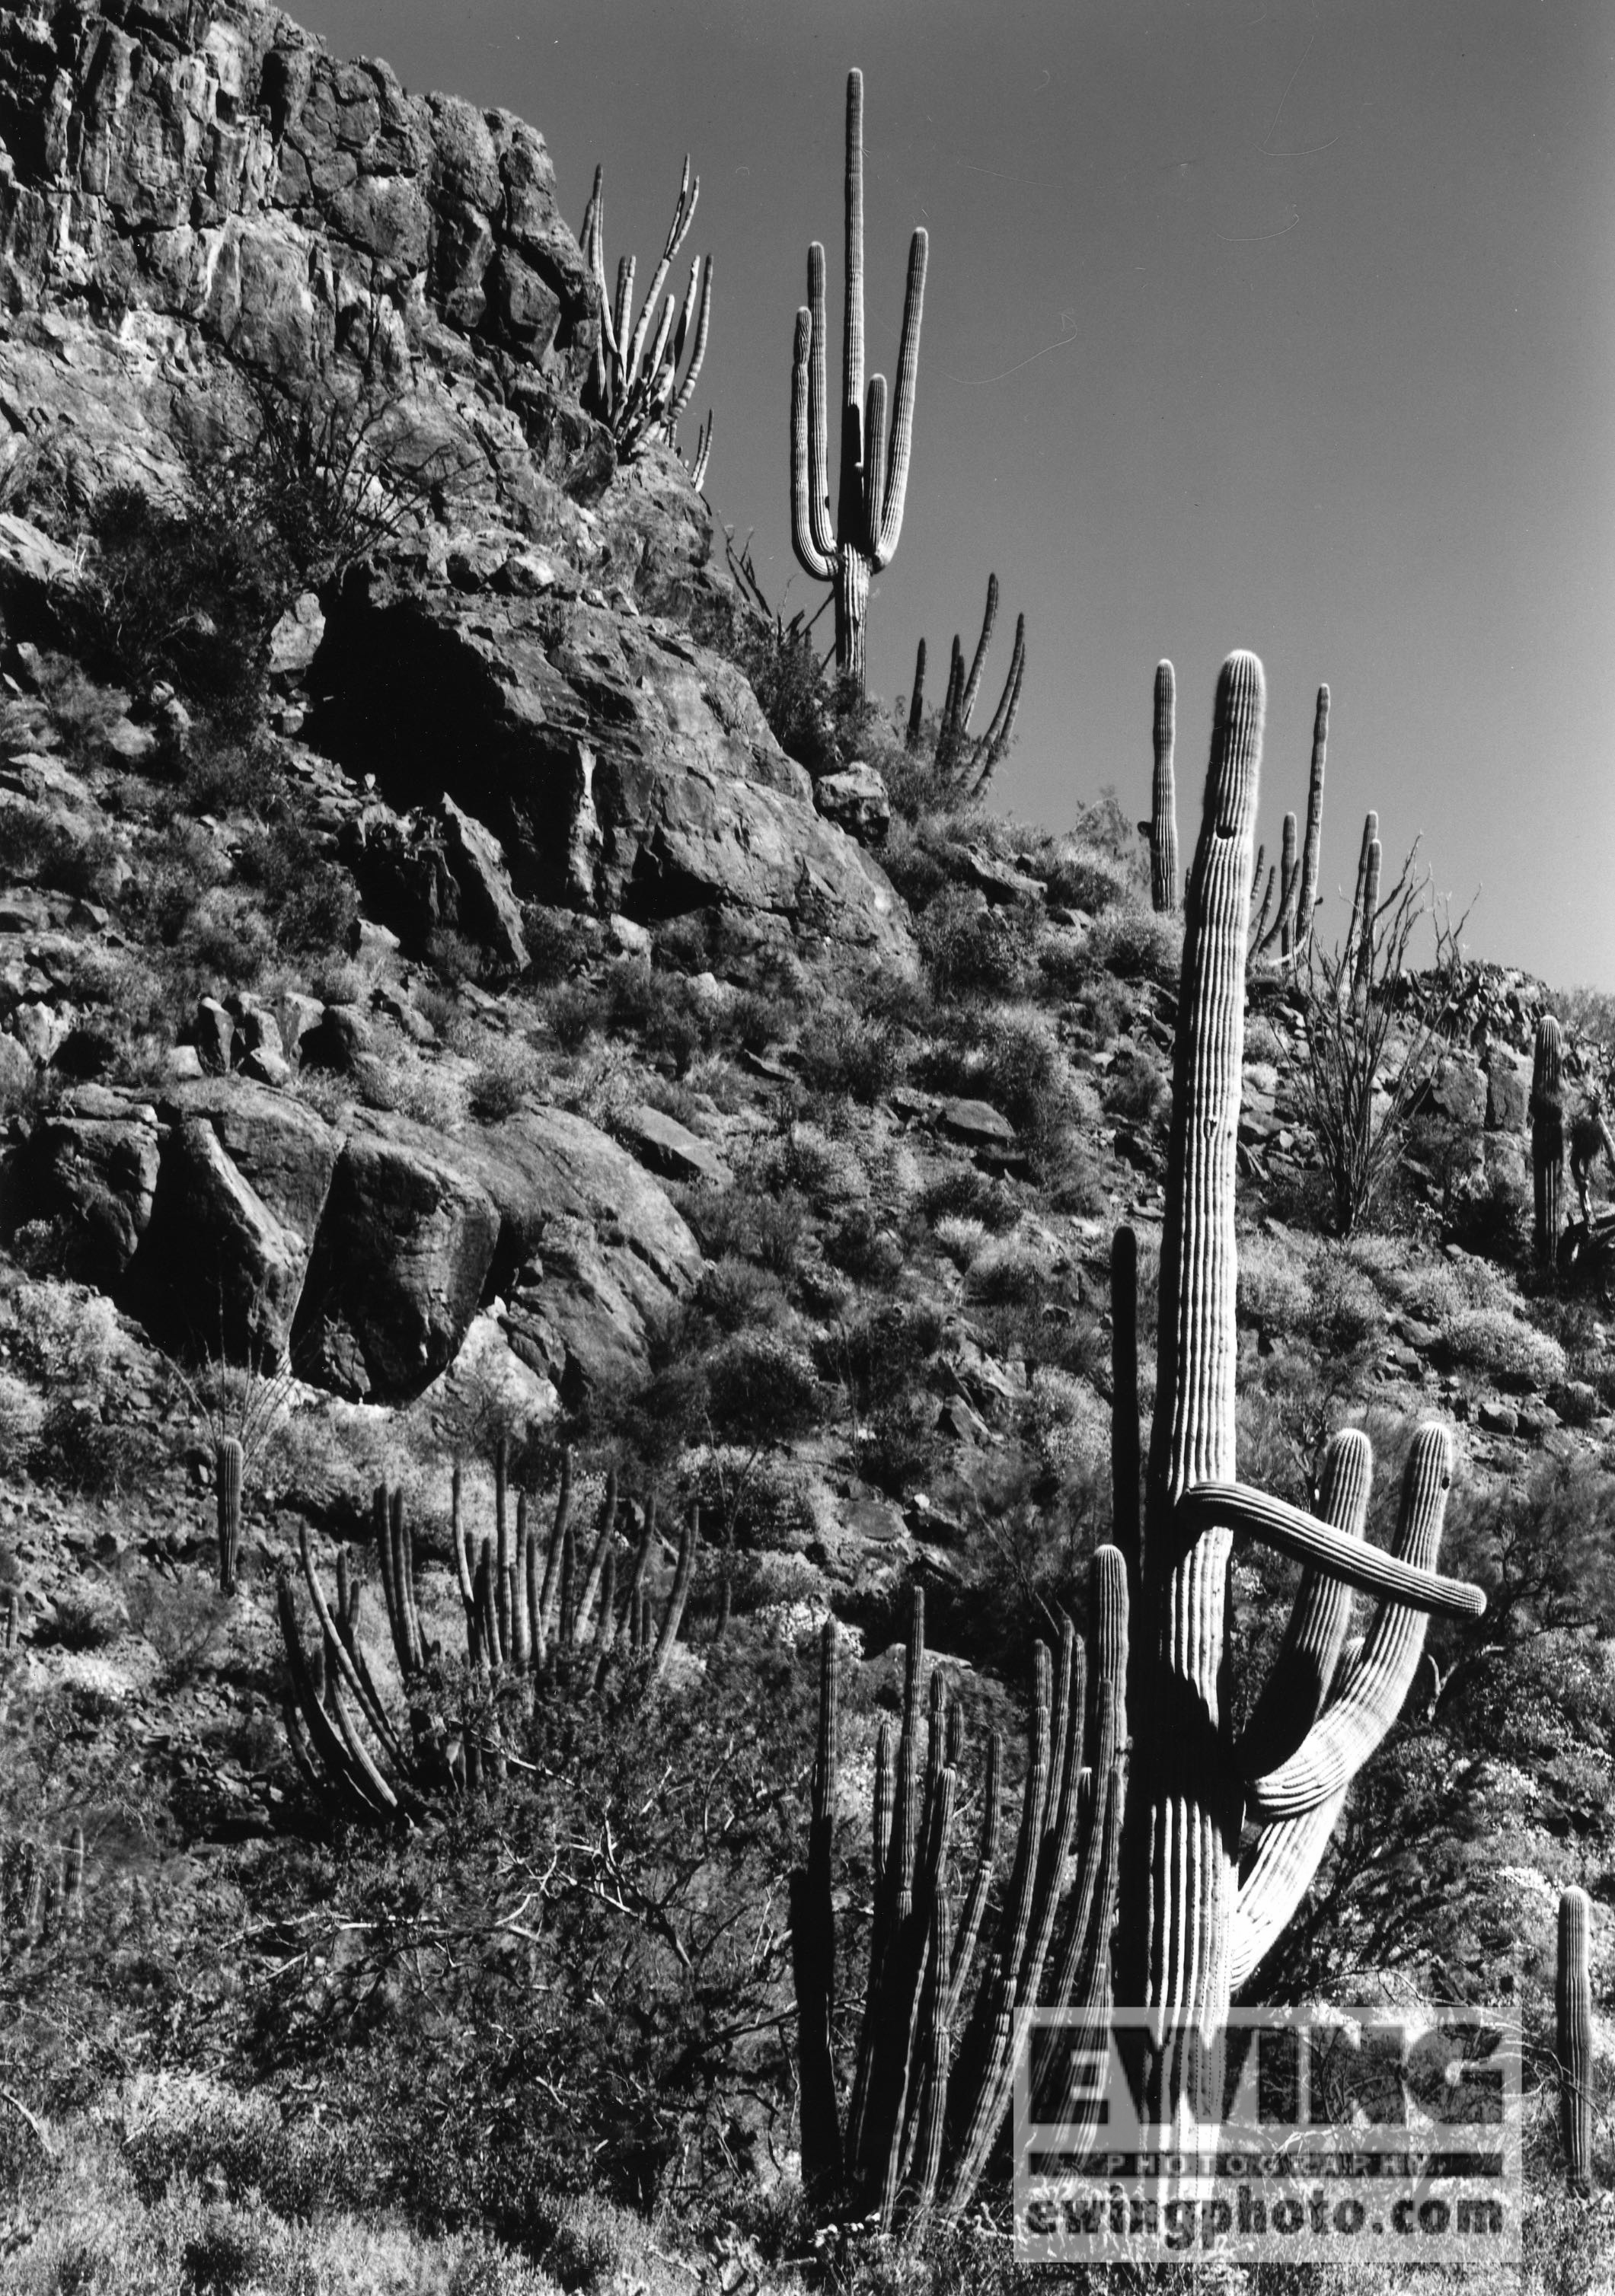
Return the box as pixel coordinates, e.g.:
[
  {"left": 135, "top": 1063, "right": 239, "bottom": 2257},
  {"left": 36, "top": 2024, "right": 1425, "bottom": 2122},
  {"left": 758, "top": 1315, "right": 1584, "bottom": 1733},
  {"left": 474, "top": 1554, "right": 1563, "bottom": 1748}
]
[
  {"left": 580, "top": 158, "right": 713, "bottom": 470},
  {"left": 215, "top": 1435, "right": 244, "bottom": 1596},
  {"left": 1558, "top": 1884, "right": 1595, "bottom": 2187},
  {"left": 278, "top": 1453, "right": 701, "bottom": 1826},
  {"left": 3, "top": 1825, "right": 85, "bottom": 1963},
  {"left": 792, "top": 1555, "right": 1128, "bottom": 2231},
  {"left": 1532, "top": 1013, "right": 1566, "bottom": 1271},
  {"left": 790, "top": 69, "right": 928, "bottom": 689},
  {"left": 904, "top": 572, "right": 1026, "bottom": 797}
]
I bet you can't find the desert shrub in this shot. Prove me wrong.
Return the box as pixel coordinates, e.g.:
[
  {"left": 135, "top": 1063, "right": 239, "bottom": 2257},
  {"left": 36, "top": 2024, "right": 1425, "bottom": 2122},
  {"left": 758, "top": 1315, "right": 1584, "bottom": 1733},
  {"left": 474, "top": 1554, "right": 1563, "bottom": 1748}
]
[
  {"left": 797, "top": 1009, "right": 903, "bottom": 1105},
  {"left": 466, "top": 1038, "right": 545, "bottom": 1121},
  {"left": 934, "top": 1213, "right": 987, "bottom": 1271},
  {"left": 919, "top": 1163, "right": 1020, "bottom": 1233},
  {"left": 965, "top": 1235, "right": 1046, "bottom": 1306},
  {"left": 678, "top": 1182, "right": 809, "bottom": 1277},
  {"left": 1044, "top": 839, "right": 1131, "bottom": 916},
  {"left": 1237, "top": 1233, "right": 1313, "bottom": 1335},
  {"left": 2, "top": 811, "right": 125, "bottom": 903},
  {"left": 825, "top": 1205, "right": 905, "bottom": 1290},
  {"left": 39, "top": 1580, "right": 127, "bottom": 1650},
  {"left": 1102, "top": 1047, "right": 1170, "bottom": 1130},
  {"left": 1087, "top": 902, "right": 1180, "bottom": 985},
  {"left": 755, "top": 1122, "right": 865, "bottom": 1208},
  {"left": 546, "top": 979, "right": 606, "bottom": 1052},
  {"left": 425, "top": 926, "right": 490, "bottom": 989},
  {"left": 697, "top": 1255, "right": 790, "bottom": 1335},
  {"left": 123, "top": 1571, "right": 237, "bottom": 1688},
  {"left": 234, "top": 809, "right": 359, "bottom": 959},
  {"left": 0, "top": 1370, "right": 44, "bottom": 1470},
  {"left": 1435, "top": 1308, "right": 1567, "bottom": 1392},
  {"left": 879, "top": 816, "right": 950, "bottom": 910},
  {"left": 916, "top": 886, "right": 1033, "bottom": 999}
]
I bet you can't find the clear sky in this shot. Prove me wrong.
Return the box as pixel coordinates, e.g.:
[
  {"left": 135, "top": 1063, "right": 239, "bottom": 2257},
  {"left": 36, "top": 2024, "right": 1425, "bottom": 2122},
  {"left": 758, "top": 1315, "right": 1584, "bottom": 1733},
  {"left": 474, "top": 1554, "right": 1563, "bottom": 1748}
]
[{"left": 292, "top": 0, "right": 1615, "bottom": 990}]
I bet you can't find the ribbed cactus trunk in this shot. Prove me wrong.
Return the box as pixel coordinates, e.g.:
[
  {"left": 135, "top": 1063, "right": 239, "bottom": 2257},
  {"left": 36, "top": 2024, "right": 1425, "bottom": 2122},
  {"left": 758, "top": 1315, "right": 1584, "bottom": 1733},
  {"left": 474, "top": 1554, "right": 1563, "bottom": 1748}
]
[
  {"left": 1121, "top": 650, "right": 1264, "bottom": 2041},
  {"left": 1533, "top": 1014, "right": 1565, "bottom": 1271},
  {"left": 1558, "top": 1884, "right": 1594, "bottom": 2186},
  {"left": 1150, "top": 660, "right": 1178, "bottom": 914},
  {"left": 215, "top": 1437, "right": 244, "bottom": 1596},
  {"left": 1294, "top": 684, "right": 1329, "bottom": 954}
]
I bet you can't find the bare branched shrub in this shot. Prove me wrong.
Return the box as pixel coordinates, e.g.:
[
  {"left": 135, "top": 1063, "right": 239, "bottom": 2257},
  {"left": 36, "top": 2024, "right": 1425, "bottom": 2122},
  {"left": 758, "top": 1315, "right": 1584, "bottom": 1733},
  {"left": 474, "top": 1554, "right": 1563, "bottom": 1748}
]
[{"left": 1297, "top": 845, "right": 1473, "bottom": 1235}]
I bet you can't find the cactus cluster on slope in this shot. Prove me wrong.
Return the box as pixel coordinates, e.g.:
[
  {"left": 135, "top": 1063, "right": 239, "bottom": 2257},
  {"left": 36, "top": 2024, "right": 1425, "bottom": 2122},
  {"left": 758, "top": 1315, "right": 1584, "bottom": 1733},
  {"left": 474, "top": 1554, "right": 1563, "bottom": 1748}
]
[
  {"left": 278, "top": 1450, "right": 700, "bottom": 1826},
  {"left": 580, "top": 158, "right": 713, "bottom": 482},
  {"left": 902, "top": 572, "right": 1026, "bottom": 802}
]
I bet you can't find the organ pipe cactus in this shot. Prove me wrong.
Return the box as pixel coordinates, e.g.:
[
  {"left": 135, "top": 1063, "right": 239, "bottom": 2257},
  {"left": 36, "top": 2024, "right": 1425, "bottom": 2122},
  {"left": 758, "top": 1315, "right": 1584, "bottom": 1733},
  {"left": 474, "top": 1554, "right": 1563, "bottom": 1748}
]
[
  {"left": 1147, "top": 660, "right": 1178, "bottom": 914},
  {"left": 1558, "top": 1884, "right": 1594, "bottom": 2187},
  {"left": 1532, "top": 1013, "right": 1566, "bottom": 1271},
  {"left": 791, "top": 1558, "right": 1129, "bottom": 2232},
  {"left": 1116, "top": 650, "right": 1483, "bottom": 2094},
  {"left": 1254, "top": 808, "right": 1299, "bottom": 961},
  {"left": 277, "top": 1459, "right": 702, "bottom": 1829},
  {"left": 215, "top": 1436, "right": 243, "bottom": 1596},
  {"left": 580, "top": 158, "right": 713, "bottom": 467},
  {"left": 1249, "top": 685, "right": 1330, "bottom": 968},
  {"left": 790, "top": 69, "right": 928, "bottom": 689},
  {"left": 909, "top": 572, "right": 1026, "bottom": 797}
]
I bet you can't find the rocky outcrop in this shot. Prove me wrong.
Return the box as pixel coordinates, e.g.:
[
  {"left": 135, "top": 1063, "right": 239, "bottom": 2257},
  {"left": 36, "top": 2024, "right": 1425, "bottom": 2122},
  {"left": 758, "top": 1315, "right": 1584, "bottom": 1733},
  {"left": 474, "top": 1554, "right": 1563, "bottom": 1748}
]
[
  {"left": 310, "top": 567, "right": 913, "bottom": 961},
  {"left": 0, "top": 2, "right": 914, "bottom": 967},
  {"left": 0, "top": 2, "right": 593, "bottom": 400},
  {"left": 3, "top": 1073, "right": 702, "bottom": 1403}
]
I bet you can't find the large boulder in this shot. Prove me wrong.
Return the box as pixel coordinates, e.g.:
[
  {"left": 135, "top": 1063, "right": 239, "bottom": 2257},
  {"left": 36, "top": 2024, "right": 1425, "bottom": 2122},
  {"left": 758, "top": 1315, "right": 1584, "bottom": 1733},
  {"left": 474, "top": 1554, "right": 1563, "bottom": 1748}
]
[
  {"left": 291, "top": 1111, "right": 501, "bottom": 1399},
  {"left": 441, "top": 1105, "right": 701, "bottom": 1401},
  {"left": 308, "top": 575, "right": 915, "bottom": 966},
  {"left": 11, "top": 1102, "right": 161, "bottom": 1285}
]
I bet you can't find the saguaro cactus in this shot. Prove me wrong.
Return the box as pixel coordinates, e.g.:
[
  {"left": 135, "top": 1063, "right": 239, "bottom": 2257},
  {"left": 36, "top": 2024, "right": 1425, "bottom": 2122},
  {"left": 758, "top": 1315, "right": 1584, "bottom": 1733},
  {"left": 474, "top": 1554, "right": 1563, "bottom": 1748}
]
[
  {"left": 1118, "top": 652, "right": 1483, "bottom": 2075},
  {"left": 790, "top": 69, "right": 928, "bottom": 688},
  {"left": 1558, "top": 1883, "right": 1594, "bottom": 2186},
  {"left": 1533, "top": 1014, "right": 1566, "bottom": 1271},
  {"left": 215, "top": 1437, "right": 244, "bottom": 1596},
  {"left": 1147, "top": 661, "right": 1178, "bottom": 914}
]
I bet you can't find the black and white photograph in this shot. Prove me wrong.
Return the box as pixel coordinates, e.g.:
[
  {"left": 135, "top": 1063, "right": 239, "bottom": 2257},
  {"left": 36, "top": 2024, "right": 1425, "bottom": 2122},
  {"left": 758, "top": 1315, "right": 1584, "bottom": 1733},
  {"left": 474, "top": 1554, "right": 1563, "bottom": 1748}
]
[{"left": 0, "top": 2, "right": 1609, "bottom": 2287}]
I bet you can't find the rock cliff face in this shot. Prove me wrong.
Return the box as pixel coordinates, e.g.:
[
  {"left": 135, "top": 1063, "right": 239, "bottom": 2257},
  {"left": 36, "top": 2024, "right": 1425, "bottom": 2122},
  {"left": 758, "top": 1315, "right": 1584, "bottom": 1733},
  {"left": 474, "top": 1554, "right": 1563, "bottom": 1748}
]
[
  {"left": 0, "top": 0, "right": 913, "bottom": 959},
  {"left": 0, "top": 0, "right": 914, "bottom": 1408}
]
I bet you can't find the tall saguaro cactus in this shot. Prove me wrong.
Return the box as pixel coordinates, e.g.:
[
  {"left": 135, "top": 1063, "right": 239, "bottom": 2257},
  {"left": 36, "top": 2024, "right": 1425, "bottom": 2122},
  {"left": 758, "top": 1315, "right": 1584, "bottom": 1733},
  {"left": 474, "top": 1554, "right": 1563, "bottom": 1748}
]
[
  {"left": 790, "top": 69, "right": 928, "bottom": 689},
  {"left": 1119, "top": 651, "right": 1483, "bottom": 2068}
]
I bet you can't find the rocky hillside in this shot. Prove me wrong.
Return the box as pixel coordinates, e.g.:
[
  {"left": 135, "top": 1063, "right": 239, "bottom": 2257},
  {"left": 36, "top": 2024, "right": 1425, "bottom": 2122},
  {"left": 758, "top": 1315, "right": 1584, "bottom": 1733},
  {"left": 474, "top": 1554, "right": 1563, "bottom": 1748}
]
[{"left": 0, "top": 5, "right": 1613, "bottom": 2292}]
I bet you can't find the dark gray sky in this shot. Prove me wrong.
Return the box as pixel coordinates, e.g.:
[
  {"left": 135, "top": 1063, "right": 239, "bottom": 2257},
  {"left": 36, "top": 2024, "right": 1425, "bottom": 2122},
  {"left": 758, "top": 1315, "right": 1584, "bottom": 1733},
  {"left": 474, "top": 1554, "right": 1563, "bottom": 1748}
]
[{"left": 294, "top": 0, "right": 1615, "bottom": 988}]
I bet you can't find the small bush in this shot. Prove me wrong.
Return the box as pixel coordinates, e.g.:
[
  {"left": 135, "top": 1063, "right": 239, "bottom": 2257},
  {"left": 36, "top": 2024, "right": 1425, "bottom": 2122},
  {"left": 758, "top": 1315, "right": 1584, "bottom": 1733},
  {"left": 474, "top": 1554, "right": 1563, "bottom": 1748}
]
[
  {"left": 934, "top": 1214, "right": 987, "bottom": 1271},
  {"left": 1436, "top": 1308, "right": 1567, "bottom": 1392},
  {"left": 917, "top": 886, "right": 1034, "bottom": 999},
  {"left": 966, "top": 1236, "right": 1046, "bottom": 1306},
  {"left": 466, "top": 1038, "right": 544, "bottom": 1121},
  {"left": 1088, "top": 903, "right": 1181, "bottom": 985},
  {"left": 797, "top": 1009, "right": 903, "bottom": 1105}
]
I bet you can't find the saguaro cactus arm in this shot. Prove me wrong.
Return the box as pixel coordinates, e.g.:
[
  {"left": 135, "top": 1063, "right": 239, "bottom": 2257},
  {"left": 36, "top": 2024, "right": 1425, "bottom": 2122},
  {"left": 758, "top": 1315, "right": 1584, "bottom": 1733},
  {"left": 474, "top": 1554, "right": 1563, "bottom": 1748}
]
[{"left": 1257, "top": 809, "right": 1298, "bottom": 960}]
